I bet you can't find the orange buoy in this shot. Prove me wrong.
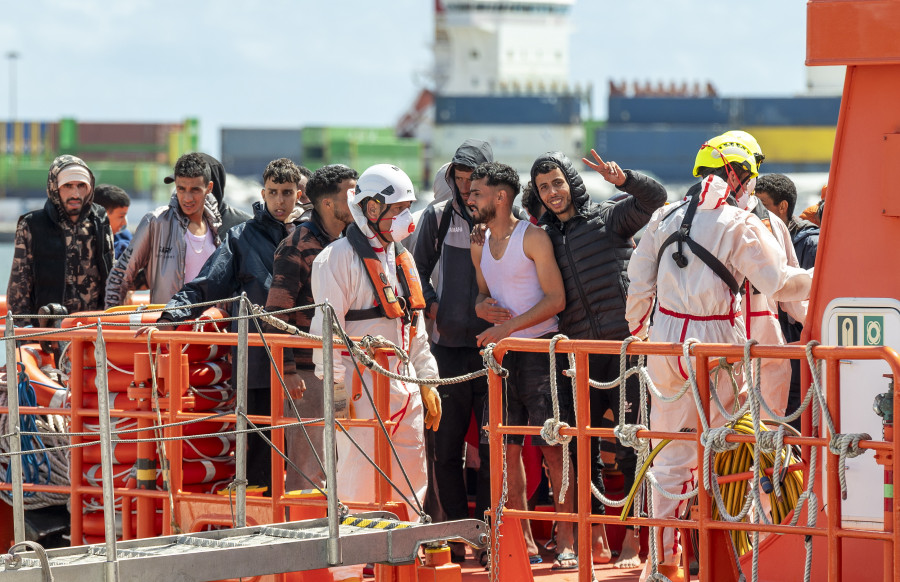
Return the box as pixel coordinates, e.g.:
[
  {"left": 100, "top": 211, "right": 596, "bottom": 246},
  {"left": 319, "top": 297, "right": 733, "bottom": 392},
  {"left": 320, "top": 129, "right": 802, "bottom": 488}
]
[
  {"left": 182, "top": 435, "right": 235, "bottom": 460},
  {"left": 178, "top": 459, "right": 235, "bottom": 485},
  {"left": 186, "top": 385, "right": 234, "bottom": 412},
  {"left": 82, "top": 434, "right": 234, "bottom": 465},
  {"left": 182, "top": 343, "right": 226, "bottom": 363},
  {"left": 81, "top": 392, "right": 141, "bottom": 411},
  {"left": 188, "top": 360, "right": 232, "bottom": 386},
  {"left": 82, "top": 366, "right": 134, "bottom": 393},
  {"left": 83, "top": 463, "right": 133, "bottom": 488},
  {"left": 61, "top": 305, "right": 166, "bottom": 329},
  {"left": 15, "top": 344, "right": 67, "bottom": 408},
  {"left": 82, "top": 508, "right": 162, "bottom": 537},
  {"left": 182, "top": 420, "right": 234, "bottom": 436}
]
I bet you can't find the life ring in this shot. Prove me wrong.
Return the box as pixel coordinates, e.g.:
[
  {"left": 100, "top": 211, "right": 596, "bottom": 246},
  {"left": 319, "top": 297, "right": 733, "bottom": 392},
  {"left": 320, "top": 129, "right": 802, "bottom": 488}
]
[
  {"left": 82, "top": 508, "right": 162, "bottom": 538},
  {"left": 82, "top": 416, "right": 138, "bottom": 433},
  {"left": 61, "top": 304, "right": 166, "bottom": 330},
  {"left": 83, "top": 359, "right": 232, "bottom": 391},
  {"left": 82, "top": 367, "right": 134, "bottom": 393},
  {"left": 189, "top": 360, "right": 232, "bottom": 387},
  {"left": 182, "top": 343, "right": 226, "bottom": 363},
  {"left": 182, "top": 435, "right": 235, "bottom": 460},
  {"left": 83, "top": 463, "right": 133, "bottom": 488},
  {"left": 177, "top": 307, "right": 229, "bottom": 333},
  {"left": 179, "top": 459, "right": 235, "bottom": 485},
  {"left": 65, "top": 305, "right": 227, "bottom": 367},
  {"left": 185, "top": 385, "right": 234, "bottom": 412},
  {"left": 81, "top": 392, "right": 141, "bottom": 411},
  {"left": 15, "top": 344, "right": 67, "bottom": 409},
  {"left": 83, "top": 435, "right": 234, "bottom": 465},
  {"left": 182, "top": 420, "right": 234, "bottom": 437}
]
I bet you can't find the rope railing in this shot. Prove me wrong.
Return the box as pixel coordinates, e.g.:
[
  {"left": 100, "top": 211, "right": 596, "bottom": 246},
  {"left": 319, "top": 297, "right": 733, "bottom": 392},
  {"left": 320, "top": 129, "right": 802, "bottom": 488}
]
[
  {"left": 482, "top": 335, "right": 899, "bottom": 582},
  {"left": 2, "top": 299, "right": 898, "bottom": 582}
]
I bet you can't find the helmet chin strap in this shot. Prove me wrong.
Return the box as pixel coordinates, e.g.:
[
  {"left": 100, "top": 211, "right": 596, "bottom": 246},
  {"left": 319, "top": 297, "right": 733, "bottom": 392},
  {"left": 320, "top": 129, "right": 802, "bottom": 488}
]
[{"left": 368, "top": 202, "right": 393, "bottom": 244}]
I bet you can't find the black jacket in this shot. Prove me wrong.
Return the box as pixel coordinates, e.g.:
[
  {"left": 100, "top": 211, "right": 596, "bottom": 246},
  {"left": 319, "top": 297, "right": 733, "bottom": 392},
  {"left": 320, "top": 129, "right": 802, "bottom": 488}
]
[
  {"left": 20, "top": 200, "right": 113, "bottom": 320},
  {"left": 161, "top": 200, "right": 299, "bottom": 389},
  {"left": 534, "top": 152, "right": 667, "bottom": 340}
]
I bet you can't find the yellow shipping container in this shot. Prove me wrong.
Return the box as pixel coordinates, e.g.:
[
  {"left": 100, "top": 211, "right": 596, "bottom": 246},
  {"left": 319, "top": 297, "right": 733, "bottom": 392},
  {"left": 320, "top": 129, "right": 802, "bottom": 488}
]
[{"left": 742, "top": 126, "right": 836, "bottom": 163}]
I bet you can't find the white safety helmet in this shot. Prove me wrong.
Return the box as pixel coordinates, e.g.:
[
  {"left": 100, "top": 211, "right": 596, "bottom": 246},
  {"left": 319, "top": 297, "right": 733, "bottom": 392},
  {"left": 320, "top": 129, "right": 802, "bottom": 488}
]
[{"left": 353, "top": 164, "right": 416, "bottom": 206}]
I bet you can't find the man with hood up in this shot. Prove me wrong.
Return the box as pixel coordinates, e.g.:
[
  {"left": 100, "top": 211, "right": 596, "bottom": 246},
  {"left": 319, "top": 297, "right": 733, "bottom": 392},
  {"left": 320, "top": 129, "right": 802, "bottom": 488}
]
[
  {"left": 7, "top": 155, "right": 114, "bottom": 326},
  {"left": 411, "top": 139, "right": 493, "bottom": 561},
  {"left": 164, "top": 153, "right": 251, "bottom": 233},
  {"left": 531, "top": 150, "right": 667, "bottom": 567},
  {"left": 310, "top": 164, "right": 442, "bottom": 525}
]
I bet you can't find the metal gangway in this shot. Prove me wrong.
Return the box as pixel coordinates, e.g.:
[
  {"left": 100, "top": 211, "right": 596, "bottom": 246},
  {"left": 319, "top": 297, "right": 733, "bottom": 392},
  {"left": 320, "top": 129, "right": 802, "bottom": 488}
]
[{"left": 0, "top": 299, "right": 487, "bottom": 581}]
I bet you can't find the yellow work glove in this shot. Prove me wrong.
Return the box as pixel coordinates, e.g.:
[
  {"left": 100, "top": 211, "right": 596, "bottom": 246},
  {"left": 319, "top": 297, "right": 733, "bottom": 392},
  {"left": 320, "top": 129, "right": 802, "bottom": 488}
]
[{"left": 419, "top": 385, "right": 442, "bottom": 432}]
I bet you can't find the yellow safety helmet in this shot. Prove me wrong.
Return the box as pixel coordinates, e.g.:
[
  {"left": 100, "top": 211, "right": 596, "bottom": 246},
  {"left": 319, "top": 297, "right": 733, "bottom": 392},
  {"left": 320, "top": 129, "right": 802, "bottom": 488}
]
[
  {"left": 722, "top": 130, "right": 765, "bottom": 168},
  {"left": 692, "top": 134, "right": 759, "bottom": 178}
]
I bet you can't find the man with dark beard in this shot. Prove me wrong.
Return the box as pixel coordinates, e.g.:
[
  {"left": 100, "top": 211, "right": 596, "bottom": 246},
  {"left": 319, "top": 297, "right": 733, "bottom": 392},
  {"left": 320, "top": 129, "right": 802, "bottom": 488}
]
[
  {"left": 467, "top": 162, "right": 578, "bottom": 571},
  {"left": 7, "top": 155, "right": 114, "bottom": 326}
]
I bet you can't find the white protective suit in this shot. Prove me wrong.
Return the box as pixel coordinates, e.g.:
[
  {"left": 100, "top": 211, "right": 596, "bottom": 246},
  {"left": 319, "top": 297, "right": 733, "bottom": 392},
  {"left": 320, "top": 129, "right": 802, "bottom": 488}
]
[
  {"left": 742, "top": 196, "right": 807, "bottom": 418},
  {"left": 625, "top": 175, "right": 812, "bottom": 565},
  {"left": 310, "top": 202, "right": 439, "bottom": 517}
]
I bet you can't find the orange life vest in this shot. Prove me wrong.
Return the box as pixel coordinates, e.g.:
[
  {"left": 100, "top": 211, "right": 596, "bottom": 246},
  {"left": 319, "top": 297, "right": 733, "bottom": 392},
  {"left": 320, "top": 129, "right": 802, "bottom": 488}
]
[{"left": 344, "top": 223, "right": 425, "bottom": 324}]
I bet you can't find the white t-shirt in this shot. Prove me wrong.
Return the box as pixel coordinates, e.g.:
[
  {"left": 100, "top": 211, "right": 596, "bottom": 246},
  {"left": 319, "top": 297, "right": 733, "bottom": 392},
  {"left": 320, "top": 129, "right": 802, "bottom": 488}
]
[{"left": 184, "top": 228, "right": 215, "bottom": 283}]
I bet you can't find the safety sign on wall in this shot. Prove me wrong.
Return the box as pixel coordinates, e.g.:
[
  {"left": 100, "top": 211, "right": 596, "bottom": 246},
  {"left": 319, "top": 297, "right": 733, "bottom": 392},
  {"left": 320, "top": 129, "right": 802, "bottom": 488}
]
[
  {"left": 837, "top": 314, "right": 885, "bottom": 346},
  {"left": 823, "top": 298, "right": 898, "bottom": 529},
  {"left": 863, "top": 315, "right": 884, "bottom": 346}
]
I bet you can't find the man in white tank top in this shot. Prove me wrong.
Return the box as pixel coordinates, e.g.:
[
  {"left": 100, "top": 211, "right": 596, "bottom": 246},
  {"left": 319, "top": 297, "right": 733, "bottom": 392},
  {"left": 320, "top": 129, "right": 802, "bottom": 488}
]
[{"left": 468, "top": 162, "right": 579, "bottom": 570}]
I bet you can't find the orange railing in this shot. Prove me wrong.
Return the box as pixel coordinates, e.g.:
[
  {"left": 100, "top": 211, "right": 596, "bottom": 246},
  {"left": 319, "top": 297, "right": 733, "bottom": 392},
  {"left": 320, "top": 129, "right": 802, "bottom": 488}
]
[
  {"left": 1, "top": 323, "right": 412, "bottom": 581},
  {"left": 485, "top": 338, "right": 900, "bottom": 582}
]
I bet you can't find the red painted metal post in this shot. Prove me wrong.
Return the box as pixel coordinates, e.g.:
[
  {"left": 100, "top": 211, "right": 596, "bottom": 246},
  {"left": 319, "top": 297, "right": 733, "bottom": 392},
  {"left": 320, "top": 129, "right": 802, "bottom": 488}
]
[
  {"left": 270, "top": 346, "right": 286, "bottom": 506},
  {"left": 69, "top": 339, "right": 85, "bottom": 545},
  {"left": 574, "top": 347, "right": 592, "bottom": 582}
]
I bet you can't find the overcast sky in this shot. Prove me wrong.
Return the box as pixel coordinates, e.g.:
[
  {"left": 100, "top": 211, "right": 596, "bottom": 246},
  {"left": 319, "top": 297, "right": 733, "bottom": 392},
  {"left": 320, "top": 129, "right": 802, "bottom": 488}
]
[{"left": 2, "top": 1, "right": 810, "bottom": 156}]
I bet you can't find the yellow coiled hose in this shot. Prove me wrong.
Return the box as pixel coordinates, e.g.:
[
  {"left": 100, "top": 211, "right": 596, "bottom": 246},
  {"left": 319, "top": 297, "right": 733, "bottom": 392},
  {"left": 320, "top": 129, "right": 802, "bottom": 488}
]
[{"left": 620, "top": 415, "right": 804, "bottom": 556}]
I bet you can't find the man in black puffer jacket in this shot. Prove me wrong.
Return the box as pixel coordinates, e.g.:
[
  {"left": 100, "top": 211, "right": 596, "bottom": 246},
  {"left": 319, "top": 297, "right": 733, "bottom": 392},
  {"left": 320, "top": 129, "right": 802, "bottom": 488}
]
[{"left": 532, "top": 150, "right": 667, "bottom": 567}]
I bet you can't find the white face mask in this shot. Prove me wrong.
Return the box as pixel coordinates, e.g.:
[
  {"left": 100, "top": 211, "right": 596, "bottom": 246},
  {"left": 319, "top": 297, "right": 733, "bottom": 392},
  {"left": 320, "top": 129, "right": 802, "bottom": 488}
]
[
  {"left": 388, "top": 208, "right": 415, "bottom": 241},
  {"left": 735, "top": 177, "right": 756, "bottom": 210}
]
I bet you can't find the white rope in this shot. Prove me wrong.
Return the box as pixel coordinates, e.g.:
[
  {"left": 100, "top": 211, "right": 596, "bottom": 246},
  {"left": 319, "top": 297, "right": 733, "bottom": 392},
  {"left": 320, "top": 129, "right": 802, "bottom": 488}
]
[{"left": 545, "top": 335, "right": 573, "bottom": 504}]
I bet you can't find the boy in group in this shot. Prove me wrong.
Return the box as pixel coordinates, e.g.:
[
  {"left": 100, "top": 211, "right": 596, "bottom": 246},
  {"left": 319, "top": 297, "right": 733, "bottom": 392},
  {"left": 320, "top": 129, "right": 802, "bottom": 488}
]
[
  {"left": 149, "top": 158, "right": 306, "bottom": 492},
  {"left": 467, "top": 161, "right": 578, "bottom": 571},
  {"left": 265, "top": 163, "right": 358, "bottom": 491},
  {"left": 93, "top": 184, "right": 132, "bottom": 258},
  {"left": 105, "top": 152, "right": 222, "bottom": 307}
]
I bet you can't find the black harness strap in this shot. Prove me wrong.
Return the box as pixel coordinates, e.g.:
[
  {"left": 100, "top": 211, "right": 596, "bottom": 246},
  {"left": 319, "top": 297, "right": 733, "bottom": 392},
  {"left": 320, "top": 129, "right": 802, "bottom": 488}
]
[{"left": 657, "top": 191, "right": 741, "bottom": 296}]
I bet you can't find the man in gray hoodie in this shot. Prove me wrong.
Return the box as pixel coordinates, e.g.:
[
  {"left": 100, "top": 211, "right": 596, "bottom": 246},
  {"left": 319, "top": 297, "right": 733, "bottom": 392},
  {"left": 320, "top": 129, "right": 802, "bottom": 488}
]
[{"left": 411, "top": 139, "right": 493, "bottom": 562}]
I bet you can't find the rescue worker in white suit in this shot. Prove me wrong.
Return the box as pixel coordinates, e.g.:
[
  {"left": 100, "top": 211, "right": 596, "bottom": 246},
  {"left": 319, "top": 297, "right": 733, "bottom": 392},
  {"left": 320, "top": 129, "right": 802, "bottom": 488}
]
[
  {"left": 625, "top": 137, "right": 813, "bottom": 581},
  {"left": 722, "top": 130, "right": 808, "bottom": 419},
  {"left": 310, "top": 164, "right": 442, "bottom": 519}
]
